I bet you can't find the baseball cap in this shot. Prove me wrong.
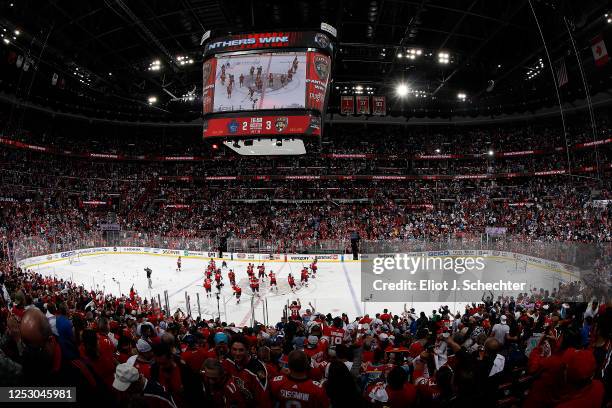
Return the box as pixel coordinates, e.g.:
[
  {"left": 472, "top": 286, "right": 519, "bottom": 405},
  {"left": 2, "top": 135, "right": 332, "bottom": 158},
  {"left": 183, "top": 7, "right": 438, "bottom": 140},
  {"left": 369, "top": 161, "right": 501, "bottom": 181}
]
[
  {"left": 113, "top": 363, "right": 140, "bottom": 392},
  {"left": 136, "top": 339, "right": 152, "bottom": 353},
  {"left": 214, "top": 332, "right": 229, "bottom": 345}
]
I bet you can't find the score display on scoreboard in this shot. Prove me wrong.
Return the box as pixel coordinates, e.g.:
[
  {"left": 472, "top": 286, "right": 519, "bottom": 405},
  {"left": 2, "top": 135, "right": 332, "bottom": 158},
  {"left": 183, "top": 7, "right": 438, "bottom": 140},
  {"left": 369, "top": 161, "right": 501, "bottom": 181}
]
[
  {"left": 202, "top": 30, "right": 334, "bottom": 140},
  {"left": 203, "top": 114, "right": 321, "bottom": 137}
]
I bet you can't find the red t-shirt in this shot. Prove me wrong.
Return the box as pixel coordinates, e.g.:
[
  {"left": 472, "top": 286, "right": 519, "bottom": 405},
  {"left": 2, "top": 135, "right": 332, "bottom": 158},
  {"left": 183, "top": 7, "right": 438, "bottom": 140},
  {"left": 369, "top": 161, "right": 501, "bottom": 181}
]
[
  {"left": 555, "top": 380, "right": 605, "bottom": 408},
  {"left": 270, "top": 374, "right": 329, "bottom": 408},
  {"left": 181, "top": 347, "right": 209, "bottom": 373},
  {"left": 367, "top": 382, "right": 417, "bottom": 407}
]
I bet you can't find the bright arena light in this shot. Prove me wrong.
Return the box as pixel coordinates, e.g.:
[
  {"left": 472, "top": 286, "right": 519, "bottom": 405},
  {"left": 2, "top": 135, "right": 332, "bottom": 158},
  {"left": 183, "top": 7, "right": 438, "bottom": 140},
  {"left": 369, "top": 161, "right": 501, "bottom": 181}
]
[
  {"left": 147, "top": 96, "right": 157, "bottom": 104},
  {"left": 396, "top": 83, "right": 409, "bottom": 97},
  {"left": 488, "top": 150, "right": 495, "bottom": 156},
  {"left": 457, "top": 92, "right": 467, "bottom": 101}
]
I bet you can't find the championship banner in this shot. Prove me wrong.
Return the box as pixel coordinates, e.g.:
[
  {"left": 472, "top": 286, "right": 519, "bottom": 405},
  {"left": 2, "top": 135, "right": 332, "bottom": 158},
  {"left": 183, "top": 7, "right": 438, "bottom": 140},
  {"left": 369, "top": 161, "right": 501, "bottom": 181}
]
[
  {"left": 340, "top": 96, "right": 354, "bottom": 115},
  {"left": 372, "top": 96, "right": 386, "bottom": 116},
  {"left": 356, "top": 95, "right": 370, "bottom": 115}
]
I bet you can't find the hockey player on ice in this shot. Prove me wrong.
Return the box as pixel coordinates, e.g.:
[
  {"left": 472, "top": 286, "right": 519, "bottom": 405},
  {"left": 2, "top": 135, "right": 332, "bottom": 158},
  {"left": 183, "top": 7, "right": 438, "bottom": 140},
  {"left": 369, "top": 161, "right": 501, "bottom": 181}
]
[
  {"left": 300, "top": 267, "right": 309, "bottom": 287},
  {"left": 176, "top": 256, "right": 181, "bottom": 272},
  {"left": 228, "top": 269, "right": 236, "bottom": 286},
  {"left": 239, "top": 74, "right": 244, "bottom": 87},
  {"left": 145, "top": 267, "right": 153, "bottom": 289},
  {"left": 233, "top": 285, "right": 242, "bottom": 304},
  {"left": 204, "top": 278, "right": 212, "bottom": 298},
  {"left": 269, "top": 271, "right": 277, "bottom": 292},
  {"left": 288, "top": 273, "right": 296, "bottom": 291}
]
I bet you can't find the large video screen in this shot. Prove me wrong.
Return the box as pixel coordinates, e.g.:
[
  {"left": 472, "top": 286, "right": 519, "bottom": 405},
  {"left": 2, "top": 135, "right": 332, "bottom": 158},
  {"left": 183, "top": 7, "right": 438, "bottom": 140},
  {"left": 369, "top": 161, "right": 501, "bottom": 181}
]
[{"left": 203, "top": 51, "right": 330, "bottom": 115}]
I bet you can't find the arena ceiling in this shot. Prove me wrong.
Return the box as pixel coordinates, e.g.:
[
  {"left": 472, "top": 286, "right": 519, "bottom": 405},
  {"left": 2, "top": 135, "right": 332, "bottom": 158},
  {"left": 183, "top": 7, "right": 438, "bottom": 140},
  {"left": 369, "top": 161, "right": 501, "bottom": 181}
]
[{"left": 0, "top": 0, "right": 611, "bottom": 122}]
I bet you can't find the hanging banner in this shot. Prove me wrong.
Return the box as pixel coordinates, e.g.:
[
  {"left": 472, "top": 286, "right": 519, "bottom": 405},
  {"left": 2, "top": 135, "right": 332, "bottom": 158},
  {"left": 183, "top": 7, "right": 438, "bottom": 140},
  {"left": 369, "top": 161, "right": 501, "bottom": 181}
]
[
  {"left": 356, "top": 95, "right": 370, "bottom": 114},
  {"left": 340, "top": 95, "right": 354, "bottom": 115},
  {"left": 372, "top": 96, "right": 386, "bottom": 116}
]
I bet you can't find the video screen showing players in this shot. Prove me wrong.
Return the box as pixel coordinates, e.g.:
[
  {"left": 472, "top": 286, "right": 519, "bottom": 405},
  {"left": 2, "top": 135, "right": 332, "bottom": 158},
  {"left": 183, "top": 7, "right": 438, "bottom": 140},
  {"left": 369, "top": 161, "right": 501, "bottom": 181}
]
[{"left": 209, "top": 52, "right": 307, "bottom": 112}]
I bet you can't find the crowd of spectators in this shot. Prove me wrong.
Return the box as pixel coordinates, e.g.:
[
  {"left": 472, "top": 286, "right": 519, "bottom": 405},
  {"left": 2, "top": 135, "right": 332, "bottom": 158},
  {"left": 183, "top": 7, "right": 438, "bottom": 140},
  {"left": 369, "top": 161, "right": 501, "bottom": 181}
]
[{"left": 0, "top": 260, "right": 609, "bottom": 407}]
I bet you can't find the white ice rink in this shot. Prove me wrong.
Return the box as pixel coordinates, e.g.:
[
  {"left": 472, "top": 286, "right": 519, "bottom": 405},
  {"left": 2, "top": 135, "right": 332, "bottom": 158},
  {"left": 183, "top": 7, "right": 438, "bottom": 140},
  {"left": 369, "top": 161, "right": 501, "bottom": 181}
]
[{"left": 30, "top": 253, "right": 576, "bottom": 326}]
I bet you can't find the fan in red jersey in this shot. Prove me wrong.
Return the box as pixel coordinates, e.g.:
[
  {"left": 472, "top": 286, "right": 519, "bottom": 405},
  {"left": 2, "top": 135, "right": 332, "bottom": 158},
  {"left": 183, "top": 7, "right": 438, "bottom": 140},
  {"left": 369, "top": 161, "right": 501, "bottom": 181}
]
[
  {"left": 270, "top": 350, "right": 329, "bottom": 408},
  {"left": 323, "top": 317, "right": 348, "bottom": 347},
  {"left": 289, "top": 299, "right": 301, "bottom": 320}
]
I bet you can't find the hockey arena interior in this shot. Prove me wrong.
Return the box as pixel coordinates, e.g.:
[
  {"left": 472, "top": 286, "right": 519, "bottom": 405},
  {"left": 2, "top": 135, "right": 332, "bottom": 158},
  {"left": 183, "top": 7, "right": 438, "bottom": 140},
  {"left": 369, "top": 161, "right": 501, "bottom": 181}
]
[{"left": 0, "top": 1, "right": 611, "bottom": 407}]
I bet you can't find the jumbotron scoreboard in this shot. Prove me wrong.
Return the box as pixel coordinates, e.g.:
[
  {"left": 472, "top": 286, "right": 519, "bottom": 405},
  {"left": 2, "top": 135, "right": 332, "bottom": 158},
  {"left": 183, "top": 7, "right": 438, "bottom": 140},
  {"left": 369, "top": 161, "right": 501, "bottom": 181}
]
[{"left": 201, "top": 25, "right": 336, "bottom": 155}]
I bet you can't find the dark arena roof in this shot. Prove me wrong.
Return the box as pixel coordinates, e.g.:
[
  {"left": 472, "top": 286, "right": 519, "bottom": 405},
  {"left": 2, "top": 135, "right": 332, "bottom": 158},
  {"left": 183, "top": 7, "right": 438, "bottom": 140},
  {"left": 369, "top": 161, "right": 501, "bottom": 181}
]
[{"left": 0, "top": 0, "right": 611, "bottom": 125}]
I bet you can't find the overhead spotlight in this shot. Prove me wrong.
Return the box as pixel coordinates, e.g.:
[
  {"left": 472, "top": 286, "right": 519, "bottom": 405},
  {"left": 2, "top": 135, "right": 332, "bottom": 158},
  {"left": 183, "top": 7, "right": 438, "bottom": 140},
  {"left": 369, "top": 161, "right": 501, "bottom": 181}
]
[
  {"left": 488, "top": 150, "right": 494, "bottom": 156},
  {"left": 396, "top": 83, "right": 409, "bottom": 97},
  {"left": 147, "top": 96, "right": 157, "bottom": 104},
  {"left": 108, "top": 72, "right": 112, "bottom": 76},
  {"left": 416, "top": 49, "right": 422, "bottom": 55},
  {"left": 397, "top": 53, "right": 403, "bottom": 58},
  {"left": 457, "top": 92, "right": 467, "bottom": 101},
  {"left": 355, "top": 85, "right": 363, "bottom": 90},
  {"left": 14, "top": 29, "right": 19, "bottom": 36},
  {"left": 2, "top": 38, "right": 9, "bottom": 44},
  {"left": 435, "top": 148, "right": 441, "bottom": 153},
  {"left": 438, "top": 52, "right": 450, "bottom": 64},
  {"left": 211, "top": 144, "right": 219, "bottom": 150}
]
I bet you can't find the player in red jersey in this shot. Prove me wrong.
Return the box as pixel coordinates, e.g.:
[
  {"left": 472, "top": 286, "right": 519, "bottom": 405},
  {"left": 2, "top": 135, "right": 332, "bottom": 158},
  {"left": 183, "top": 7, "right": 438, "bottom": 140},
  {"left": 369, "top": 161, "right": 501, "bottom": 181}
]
[
  {"left": 214, "top": 270, "right": 222, "bottom": 284},
  {"left": 300, "top": 267, "right": 309, "bottom": 287},
  {"left": 288, "top": 273, "right": 296, "bottom": 291},
  {"left": 289, "top": 299, "right": 301, "bottom": 320},
  {"left": 204, "top": 278, "right": 212, "bottom": 298},
  {"left": 270, "top": 350, "right": 329, "bottom": 408},
  {"left": 258, "top": 263, "right": 266, "bottom": 279},
  {"left": 226, "top": 83, "right": 232, "bottom": 98},
  {"left": 176, "top": 256, "right": 181, "bottom": 272},
  {"left": 205, "top": 268, "right": 213, "bottom": 279},
  {"left": 233, "top": 285, "right": 242, "bottom": 304},
  {"left": 310, "top": 259, "right": 318, "bottom": 277},
  {"left": 239, "top": 73, "right": 244, "bottom": 87},
  {"left": 249, "top": 276, "right": 260, "bottom": 296},
  {"left": 228, "top": 269, "right": 236, "bottom": 286},
  {"left": 220, "top": 72, "right": 226, "bottom": 85},
  {"left": 269, "top": 271, "right": 277, "bottom": 291}
]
